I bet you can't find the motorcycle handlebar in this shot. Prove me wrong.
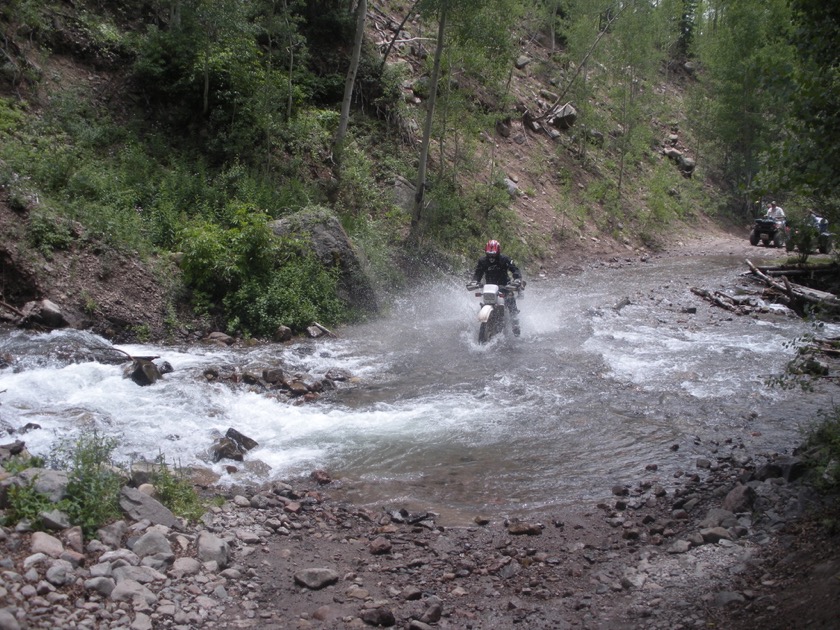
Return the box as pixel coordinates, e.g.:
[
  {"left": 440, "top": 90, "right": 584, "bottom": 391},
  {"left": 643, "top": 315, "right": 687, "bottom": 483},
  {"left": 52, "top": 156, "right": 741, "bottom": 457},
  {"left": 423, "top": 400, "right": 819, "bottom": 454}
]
[{"left": 466, "top": 281, "right": 525, "bottom": 291}]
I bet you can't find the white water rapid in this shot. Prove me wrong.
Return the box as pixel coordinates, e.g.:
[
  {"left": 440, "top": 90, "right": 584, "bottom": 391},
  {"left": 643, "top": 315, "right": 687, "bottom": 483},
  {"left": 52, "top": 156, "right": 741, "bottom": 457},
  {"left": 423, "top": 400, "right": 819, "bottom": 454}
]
[{"left": 1, "top": 255, "right": 836, "bottom": 524}]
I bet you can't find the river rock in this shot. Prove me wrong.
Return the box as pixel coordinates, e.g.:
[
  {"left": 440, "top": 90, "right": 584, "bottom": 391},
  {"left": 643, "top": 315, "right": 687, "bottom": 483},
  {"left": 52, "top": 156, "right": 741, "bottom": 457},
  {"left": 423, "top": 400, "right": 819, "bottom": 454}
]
[
  {"left": 18, "top": 299, "right": 68, "bottom": 329},
  {"left": 110, "top": 578, "right": 157, "bottom": 605},
  {"left": 722, "top": 484, "right": 756, "bottom": 512},
  {"left": 294, "top": 567, "right": 339, "bottom": 590},
  {"left": 225, "top": 427, "right": 258, "bottom": 451},
  {"left": 123, "top": 359, "right": 162, "bottom": 386},
  {"left": 118, "top": 487, "right": 180, "bottom": 528},
  {"left": 507, "top": 522, "right": 543, "bottom": 535},
  {"left": 30, "top": 531, "right": 64, "bottom": 557},
  {"left": 131, "top": 529, "right": 172, "bottom": 557},
  {"left": 197, "top": 530, "right": 230, "bottom": 569}
]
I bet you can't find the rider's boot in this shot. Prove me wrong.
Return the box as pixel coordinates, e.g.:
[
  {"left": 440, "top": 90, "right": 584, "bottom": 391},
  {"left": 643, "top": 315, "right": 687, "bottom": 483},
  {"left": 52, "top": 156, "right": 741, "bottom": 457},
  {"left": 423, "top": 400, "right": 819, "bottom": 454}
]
[{"left": 511, "top": 315, "right": 521, "bottom": 337}]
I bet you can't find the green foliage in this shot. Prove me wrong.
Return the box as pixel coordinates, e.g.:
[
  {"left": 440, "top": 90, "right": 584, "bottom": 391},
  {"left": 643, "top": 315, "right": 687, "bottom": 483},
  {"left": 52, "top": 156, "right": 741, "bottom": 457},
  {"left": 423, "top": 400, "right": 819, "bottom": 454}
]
[
  {"left": 0, "top": 97, "right": 26, "bottom": 133},
  {"left": 150, "top": 456, "right": 206, "bottom": 522},
  {"left": 3, "top": 482, "right": 53, "bottom": 528},
  {"left": 3, "top": 431, "right": 125, "bottom": 536},
  {"left": 342, "top": 208, "right": 409, "bottom": 295},
  {"left": 764, "top": 0, "right": 840, "bottom": 213},
  {"left": 27, "top": 210, "right": 74, "bottom": 257},
  {"left": 180, "top": 208, "right": 277, "bottom": 299},
  {"left": 765, "top": 331, "right": 825, "bottom": 392},
  {"left": 81, "top": 291, "right": 98, "bottom": 315},
  {"left": 50, "top": 430, "right": 125, "bottom": 538},
  {"left": 801, "top": 406, "right": 840, "bottom": 490},
  {"left": 180, "top": 208, "right": 347, "bottom": 335},
  {"left": 691, "top": 0, "right": 796, "bottom": 214},
  {"left": 333, "top": 141, "right": 388, "bottom": 216},
  {"left": 2, "top": 454, "right": 46, "bottom": 475},
  {"left": 132, "top": 323, "right": 151, "bottom": 342},
  {"left": 225, "top": 252, "right": 346, "bottom": 335},
  {"left": 644, "top": 162, "right": 687, "bottom": 226}
]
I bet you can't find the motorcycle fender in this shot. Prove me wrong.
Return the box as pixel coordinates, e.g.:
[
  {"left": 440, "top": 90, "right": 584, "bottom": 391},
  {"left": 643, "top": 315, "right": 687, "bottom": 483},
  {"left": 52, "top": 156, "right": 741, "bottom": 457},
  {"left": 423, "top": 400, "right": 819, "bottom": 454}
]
[{"left": 478, "top": 304, "right": 494, "bottom": 323}]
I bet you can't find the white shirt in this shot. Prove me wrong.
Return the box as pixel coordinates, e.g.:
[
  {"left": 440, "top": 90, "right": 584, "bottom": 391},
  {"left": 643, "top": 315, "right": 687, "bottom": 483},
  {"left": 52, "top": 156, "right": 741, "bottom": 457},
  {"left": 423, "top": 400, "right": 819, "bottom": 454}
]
[{"left": 766, "top": 205, "right": 785, "bottom": 220}]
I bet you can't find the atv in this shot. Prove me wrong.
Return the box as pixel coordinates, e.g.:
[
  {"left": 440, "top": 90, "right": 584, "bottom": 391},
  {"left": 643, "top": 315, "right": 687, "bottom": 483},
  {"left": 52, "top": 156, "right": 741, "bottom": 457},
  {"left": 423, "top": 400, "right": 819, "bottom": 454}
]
[
  {"left": 749, "top": 217, "right": 786, "bottom": 248},
  {"left": 785, "top": 218, "right": 833, "bottom": 255}
]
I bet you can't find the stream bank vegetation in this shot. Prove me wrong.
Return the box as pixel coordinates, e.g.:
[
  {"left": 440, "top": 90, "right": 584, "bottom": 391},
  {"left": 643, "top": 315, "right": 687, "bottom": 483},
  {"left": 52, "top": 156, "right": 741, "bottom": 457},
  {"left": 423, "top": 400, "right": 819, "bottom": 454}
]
[{"left": 2, "top": 430, "right": 205, "bottom": 537}]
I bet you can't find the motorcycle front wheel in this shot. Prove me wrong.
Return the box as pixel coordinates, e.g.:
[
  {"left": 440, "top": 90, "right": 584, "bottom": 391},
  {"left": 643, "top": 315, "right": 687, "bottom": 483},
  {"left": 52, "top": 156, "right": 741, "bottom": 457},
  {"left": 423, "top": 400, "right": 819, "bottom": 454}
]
[{"left": 478, "top": 308, "right": 503, "bottom": 343}]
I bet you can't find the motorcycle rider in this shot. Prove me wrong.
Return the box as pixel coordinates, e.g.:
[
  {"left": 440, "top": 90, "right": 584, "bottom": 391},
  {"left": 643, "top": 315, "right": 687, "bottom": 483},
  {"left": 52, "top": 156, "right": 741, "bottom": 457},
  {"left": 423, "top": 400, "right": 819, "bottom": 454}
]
[{"left": 469, "top": 239, "right": 523, "bottom": 336}]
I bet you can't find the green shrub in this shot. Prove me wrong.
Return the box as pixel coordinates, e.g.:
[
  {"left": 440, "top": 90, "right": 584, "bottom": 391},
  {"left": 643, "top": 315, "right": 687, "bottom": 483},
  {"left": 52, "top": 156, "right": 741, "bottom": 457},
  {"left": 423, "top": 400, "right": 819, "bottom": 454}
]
[
  {"left": 150, "top": 457, "right": 206, "bottom": 522},
  {"left": 225, "top": 253, "right": 346, "bottom": 336},
  {"left": 3, "top": 482, "right": 53, "bottom": 528},
  {"left": 3, "top": 431, "right": 125, "bottom": 536},
  {"left": 50, "top": 430, "right": 125, "bottom": 538},
  {"left": 180, "top": 209, "right": 347, "bottom": 335},
  {"left": 1, "top": 454, "right": 46, "bottom": 475},
  {"left": 27, "top": 211, "right": 74, "bottom": 256},
  {"left": 802, "top": 407, "right": 840, "bottom": 490},
  {"left": 180, "top": 208, "right": 278, "bottom": 299},
  {"left": 0, "top": 97, "right": 26, "bottom": 133}
]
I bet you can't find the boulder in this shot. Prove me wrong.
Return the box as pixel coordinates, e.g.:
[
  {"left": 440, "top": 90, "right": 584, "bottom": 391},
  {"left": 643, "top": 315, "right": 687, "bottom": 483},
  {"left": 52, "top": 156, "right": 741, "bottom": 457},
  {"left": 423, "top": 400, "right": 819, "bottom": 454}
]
[
  {"left": 123, "top": 359, "right": 162, "bottom": 386},
  {"left": 722, "top": 484, "right": 756, "bottom": 513},
  {"left": 269, "top": 207, "right": 378, "bottom": 315},
  {"left": 548, "top": 103, "right": 577, "bottom": 130},
  {"left": 18, "top": 299, "right": 68, "bottom": 329},
  {"left": 118, "top": 486, "right": 180, "bottom": 528}
]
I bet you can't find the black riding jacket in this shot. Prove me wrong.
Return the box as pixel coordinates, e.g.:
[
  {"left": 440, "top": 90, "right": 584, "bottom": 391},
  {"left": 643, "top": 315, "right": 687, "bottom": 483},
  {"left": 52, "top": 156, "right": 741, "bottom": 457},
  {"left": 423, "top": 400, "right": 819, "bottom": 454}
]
[{"left": 472, "top": 254, "right": 521, "bottom": 286}]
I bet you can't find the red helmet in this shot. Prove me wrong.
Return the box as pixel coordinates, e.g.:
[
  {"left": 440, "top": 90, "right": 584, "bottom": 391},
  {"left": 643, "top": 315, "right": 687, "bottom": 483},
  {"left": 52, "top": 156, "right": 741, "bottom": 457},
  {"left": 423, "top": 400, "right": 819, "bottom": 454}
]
[{"left": 485, "top": 240, "right": 501, "bottom": 256}]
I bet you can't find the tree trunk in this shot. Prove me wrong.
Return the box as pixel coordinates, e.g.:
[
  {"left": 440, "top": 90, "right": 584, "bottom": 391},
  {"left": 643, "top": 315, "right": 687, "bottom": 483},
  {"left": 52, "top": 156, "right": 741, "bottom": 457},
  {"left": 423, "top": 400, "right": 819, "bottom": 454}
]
[
  {"left": 334, "top": 0, "right": 367, "bottom": 164},
  {"left": 410, "top": 6, "right": 447, "bottom": 235},
  {"left": 283, "top": 0, "right": 294, "bottom": 120}
]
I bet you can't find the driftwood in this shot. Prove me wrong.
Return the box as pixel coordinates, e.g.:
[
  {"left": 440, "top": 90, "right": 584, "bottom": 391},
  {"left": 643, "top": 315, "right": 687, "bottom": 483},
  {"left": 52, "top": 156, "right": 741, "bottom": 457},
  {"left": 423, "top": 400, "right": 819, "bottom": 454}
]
[
  {"left": 746, "top": 259, "right": 840, "bottom": 311},
  {"left": 0, "top": 300, "right": 24, "bottom": 318},
  {"left": 690, "top": 287, "right": 738, "bottom": 312},
  {"left": 311, "top": 322, "right": 338, "bottom": 338},
  {"left": 809, "top": 339, "right": 840, "bottom": 358}
]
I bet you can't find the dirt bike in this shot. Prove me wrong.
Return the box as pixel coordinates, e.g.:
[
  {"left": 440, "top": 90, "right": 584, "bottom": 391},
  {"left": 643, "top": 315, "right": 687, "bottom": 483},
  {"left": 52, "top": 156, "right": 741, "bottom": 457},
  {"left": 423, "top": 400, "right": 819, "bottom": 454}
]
[
  {"left": 749, "top": 217, "right": 786, "bottom": 248},
  {"left": 466, "top": 281, "right": 523, "bottom": 343}
]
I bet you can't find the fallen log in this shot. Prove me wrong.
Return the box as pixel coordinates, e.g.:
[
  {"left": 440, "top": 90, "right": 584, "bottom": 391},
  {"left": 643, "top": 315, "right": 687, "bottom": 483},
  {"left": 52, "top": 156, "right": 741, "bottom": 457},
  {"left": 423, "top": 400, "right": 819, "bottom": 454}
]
[
  {"left": 690, "top": 287, "right": 738, "bottom": 311},
  {"left": 310, "top": 322, "right": 338, "bottom": 338},
  {"left": 746, "top": 259, "right": 840, "bottom": 312},
  {"left": 0, "top": 300, "right": 24, "bottom": 318}
]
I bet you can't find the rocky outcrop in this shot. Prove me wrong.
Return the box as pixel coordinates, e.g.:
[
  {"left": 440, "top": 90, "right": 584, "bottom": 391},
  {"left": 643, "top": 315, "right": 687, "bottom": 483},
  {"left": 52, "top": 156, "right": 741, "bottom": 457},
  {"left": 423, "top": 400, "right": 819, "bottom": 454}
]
[{"left": 269, "top": 206, "right": 378, "bottom": 315}]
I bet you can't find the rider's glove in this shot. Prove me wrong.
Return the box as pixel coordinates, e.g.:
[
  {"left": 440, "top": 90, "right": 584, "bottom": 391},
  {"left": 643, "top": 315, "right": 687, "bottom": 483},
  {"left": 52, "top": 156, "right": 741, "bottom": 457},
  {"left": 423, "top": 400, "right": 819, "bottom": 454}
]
[{"left": 513, "top": 279, "right": 522, "bottom": 287}]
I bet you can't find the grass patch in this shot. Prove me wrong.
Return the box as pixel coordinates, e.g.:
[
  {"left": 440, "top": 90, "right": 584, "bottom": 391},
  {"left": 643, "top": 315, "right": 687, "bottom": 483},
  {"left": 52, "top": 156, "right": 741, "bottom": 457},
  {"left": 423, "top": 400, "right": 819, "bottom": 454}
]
[{"left": 149, "top": 456, "right": 207, "bottom": 522}]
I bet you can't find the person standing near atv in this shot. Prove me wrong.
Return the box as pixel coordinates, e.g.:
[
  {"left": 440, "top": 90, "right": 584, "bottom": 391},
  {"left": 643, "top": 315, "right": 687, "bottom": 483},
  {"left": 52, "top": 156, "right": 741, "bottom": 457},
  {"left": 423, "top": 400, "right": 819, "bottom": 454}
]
[
  {"left": 470, "top": 239, "right": 523, "bottom": 336},
  {"left": 808, "top": 210, "right": 828, "bottom": 232}
]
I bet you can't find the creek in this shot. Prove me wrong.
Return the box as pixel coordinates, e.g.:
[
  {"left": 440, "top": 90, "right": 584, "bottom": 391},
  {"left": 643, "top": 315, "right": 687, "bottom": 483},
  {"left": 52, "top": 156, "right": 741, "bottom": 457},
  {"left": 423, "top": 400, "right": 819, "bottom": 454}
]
[{"left": 1, "top": 254, "right": 836, "bottom": 525}]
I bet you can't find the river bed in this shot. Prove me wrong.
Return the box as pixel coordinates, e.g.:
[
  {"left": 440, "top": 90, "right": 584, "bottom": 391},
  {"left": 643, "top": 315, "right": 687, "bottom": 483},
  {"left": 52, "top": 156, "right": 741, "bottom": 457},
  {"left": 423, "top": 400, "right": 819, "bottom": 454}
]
[{"left": 1, "top": 254, "right": 836, "bottom": 524}]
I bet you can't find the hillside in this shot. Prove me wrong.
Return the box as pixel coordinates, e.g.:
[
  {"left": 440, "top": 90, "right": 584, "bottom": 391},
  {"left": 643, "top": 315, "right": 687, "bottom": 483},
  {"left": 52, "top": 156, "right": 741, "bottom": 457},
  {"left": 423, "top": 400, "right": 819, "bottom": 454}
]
[{"left": 2, "top": 1, "right": 733, "bottom": 341}]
